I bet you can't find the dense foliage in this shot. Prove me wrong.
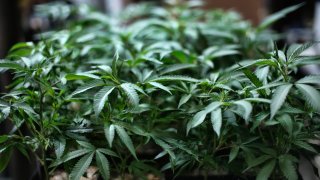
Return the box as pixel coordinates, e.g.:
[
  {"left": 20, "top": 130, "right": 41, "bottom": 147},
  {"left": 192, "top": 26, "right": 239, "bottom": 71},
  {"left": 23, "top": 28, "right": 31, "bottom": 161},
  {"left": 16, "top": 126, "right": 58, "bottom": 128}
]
[{"left": 1, "top": 2, "right": 319, "bottom": 180}]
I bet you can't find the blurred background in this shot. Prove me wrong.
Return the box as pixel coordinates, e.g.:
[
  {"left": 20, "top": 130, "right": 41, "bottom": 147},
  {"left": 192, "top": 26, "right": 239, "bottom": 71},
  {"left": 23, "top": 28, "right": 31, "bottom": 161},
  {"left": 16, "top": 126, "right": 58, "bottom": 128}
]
[{"left": 0, "top": 0, "right": 318, "bottom": 179}]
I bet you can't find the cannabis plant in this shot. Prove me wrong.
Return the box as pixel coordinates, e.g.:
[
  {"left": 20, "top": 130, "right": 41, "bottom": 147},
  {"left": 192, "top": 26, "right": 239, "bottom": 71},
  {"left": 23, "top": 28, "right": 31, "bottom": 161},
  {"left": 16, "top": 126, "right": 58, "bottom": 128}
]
[{"left": 0, "top": 1, "right": 319, "bottom": 180}]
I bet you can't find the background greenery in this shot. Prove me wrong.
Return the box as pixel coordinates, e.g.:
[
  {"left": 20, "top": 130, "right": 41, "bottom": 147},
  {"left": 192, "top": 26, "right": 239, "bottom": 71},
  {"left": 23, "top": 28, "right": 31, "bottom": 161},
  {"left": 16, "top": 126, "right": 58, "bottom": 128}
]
[{"left": 0, "top": 1, "right": 320, "bottom": 180}]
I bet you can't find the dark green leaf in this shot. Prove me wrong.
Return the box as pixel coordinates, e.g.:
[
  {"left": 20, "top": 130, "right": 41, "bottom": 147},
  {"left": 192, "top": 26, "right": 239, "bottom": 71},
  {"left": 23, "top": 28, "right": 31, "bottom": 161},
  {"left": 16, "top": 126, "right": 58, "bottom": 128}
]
[
  {"left": 150, "top": 75, "right": 199, "bottom": 83},
  {"left": 287, "top": 42, "right": 315, "bottom": 62},
  {"left": 71, "top": 80, "right": 105, "bottom": 97},
  {"left": 149, "top": 82, "right": 172, "bottom": 95},
  {"left": 277, "top": 114, "right": 293, "bottom": 136},
  {"left": 178, "top": 94, "right": 192, "bottom": 108},
  {"left": 296, "top": 84, "right": 320, "bottom": 112},
  {"left": 115, "top": 125, "right": 137, "bottom": 159},
  {"left": 0, "top": 148, "right": 12, "bottom": 173},
  {"left": 293, "top": 141, "right": 317, "bottom": 153},
  {"left": 257, "top": 3, "right": 303, "bottom": 32},
  {"left": 104, "top": 124, "right": 115, "bottom": 148},
  {"left": 279, "top": 155, "right": 298, "bottom": 180},
  {"left": 0, "top": 60, "right": 24, "bottom": 71},
  {"left": 211, "top": 108, "right": 222, "bottom": 136},
  {"left": 50, "top": 149, "right": 92, "bottom": 168},
  {"left": 0, "top": 136, "right": 8, "bottom": 144},
  {"left": 97, "top": 148, "right": 118, "bottom": 157},
  {"left": 233, "top": 100, "right": 252, "bottom": 122},
  {"left": 256, "top": 160, "right": 276, "bottom": 180},
  {"left": 94, "top": 86, "right": 115, "bottom": 116},
  {"left": 296, "top": 75, "right": 320, "bottom": 85},
  {"left": 187, "top": 110, "right": 207, "bottom": 134},
  {"left": 96, "top": 151, "right": 110, "bottom": 180},
  {"left": 54, "top": 137, "right": 66, "bottom": 159},
  {"left": 270, "top": 84, "right": 292, "bottom": 119},
  {"left": 245, "top": 155, "right": 273, "bottom": 170},
  {"left": 120, "top": 83, "right": 139, "bottom": 106},
  {"left": 65, "top": 73, "right": 100, "bottom": 81},
  {"left": 69, "top": 152, "right": 94, "bottom": 180},
  {"left": 160, "top": 64, "right": 196, "bottom": 75},
  {"left": 229, "top": 146, "right": 239, "bottom": 163}
]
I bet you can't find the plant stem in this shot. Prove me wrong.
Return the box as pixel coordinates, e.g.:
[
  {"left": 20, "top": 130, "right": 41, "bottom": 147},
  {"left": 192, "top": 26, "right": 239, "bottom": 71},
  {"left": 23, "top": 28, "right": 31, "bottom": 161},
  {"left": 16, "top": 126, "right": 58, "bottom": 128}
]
[
  {"left": 38, "top": 82, "right": 49, "bottom": 180},
  {"left": 42, "top": 147, "right": 49, "bottom": 180}
]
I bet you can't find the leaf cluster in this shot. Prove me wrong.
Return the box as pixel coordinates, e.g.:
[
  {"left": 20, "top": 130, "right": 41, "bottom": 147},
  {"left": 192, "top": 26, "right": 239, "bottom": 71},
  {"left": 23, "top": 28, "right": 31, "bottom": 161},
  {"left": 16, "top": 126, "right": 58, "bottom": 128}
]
[{"left": 0, "top": 2, "right": 319, "bottom": 180}]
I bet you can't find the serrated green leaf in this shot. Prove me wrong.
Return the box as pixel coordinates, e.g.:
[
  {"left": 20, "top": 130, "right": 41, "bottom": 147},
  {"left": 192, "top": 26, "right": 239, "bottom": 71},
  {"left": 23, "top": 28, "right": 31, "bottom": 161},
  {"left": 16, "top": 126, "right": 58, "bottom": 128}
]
[
  {"left": 0, "top": 136, "right": 8, "bottom": 144},
  {"left": 243, "top": 98, "right": 271, "bottom": 103},
  {"left": 270, "top": 84, "right": 292, "bottom": 119},
  {"left": 258, "top": 147, "right": 277, "bottom": 157},
  {"left": 97, "top": 65, "right": 112, "bottom": 74},
  {"left": 287, "top": 42, "right": 315, "bottom": 62},
  {"left": 255, "top": 82, "right": 288, "bottom": 91},
  {"left": 154, "top": 151, "right": 167, "bottom": 160},
  {"left": 187, "top": 110, "right": 207, "bottom": 134},
  {"left": 96, "top": 151, "right": 110, "bottom": 180},
  {"left": 254, "top": 59, "right": 278, "bottom": 67},
  {"left": 65, "top": 72, "right": 100, "bottom": 80},
  {"left": 131, "top": 84, "right": 147, "bottom": 95},
  {"left": 211, "top": 49, "right": 239, "bottom": 58},
  {"left": 245, "top": 155, "right": 273, "bottom": 171},
  {"left": 49, "top": 149, "right": 92, "bottom": 168},
  {"left": 280, "top": 105, "right": 305, "bottom": 114},
  {"left": 111, "top": 50, "right": 119, "bottom": 75},
  {"left": 71, "top": 80, "right": 105, "bottom": 97},
  {"left": 233, "top": 100, "right": 252, "bottom": 122},
  {"left": 8, "top": 42, "right": 33, "bottom": 54},
  {"left": 69, "top": 152, "right": 94, "bottom": 180},
  {"left": 202, "top": 29, "right": 236, "bottom": 41},
  {"left": 164, "top": 138, "right": 198, "bottom": 160},
  {"left": 12, "top": 102, "right": 36, "bottom": 114},
  {"left": 115, "top": 125, "right": 137, "bottom": 159},
  {"left": 54, "top": 137, "right": 66, "bottom": 159},
  {"left": 150, "top": 75, "right": 199, "bottom": 83},
  {"left": 257, "top": 3, "right": 303, "bottom": 32},
  {"left": 0, "top": 60, "right": 24, "bottom": 71},
  {"left": 160, "top": 64, "right": 196, "bottom": 75},
  {"left": 229, "top": 146, "right": 239, "bottom": 163},
  {"left": 21, "top": 57, "right": 31, "bottom": 68},
  {"left": 296, "top": 75, "right": 320, "bottom": 84},
  {"left": 279, "top": 155, "right": 298, "bottom": 180},
  {"left": 211, "top": 108, "right": 222, "bottom": 136},
  {"left": 204, "top": 102, "right": 222, "bottom": 113},
  {"left": 203, "top": 46, "right": 239, "bottom": 59},
  {"left": 243, "top": 68, "right": 266, "bottom": 96},
  {"left": 277, "top": 114, "right": 293, "bottom": 136},
  {"left": 256, "top": 160, "right": 276, "bottom": 180},
  {"left": 120, "top": 83, "right": 139, "bottom": 106},
  {"left": 104, "top": 124, "right": 115, "bottom": 147},
  {"left": 0, "top": 100, "right": 9, "bottom": 107},
  {"left": 296, "top": 84, "right": 320, "bottom": 112},
  {"left": 0, "top": 148, "right": 12, "bottom": 173},
  {"left": 293, "top": 141, "right": 317, "bottom": 153},
  {"left": 76, "top": 33, "right": 96, "bottom": 43},
  {"left": 77, "top": 141, "right": 95, "bottom": 150},
  {"left": 292, "top": 56, "right": 320, "bottom": 66},
  {"left": 139, "top": 57, "right": 163, "bottom": 65},
  {"left": 243, "top": 68, "right": 263, "bottom": 87},
  {"left": 153, "top": 137, "right": 176, "bottom": 161},
  {"left": 149, "top": 82, "right": 172, "bottom": 95},
  {"left": 178, "top": 94, "right": 191, "bottom": 108},
  {"left": 16, "top": 144, "right": 29, "bottom": 161},
  {"left": 0, "top": 107, "right": 10, "bottom": 122},
  {"left": 97, "top": 148, "right": 118, "bottom": 157},
  {"left": 94, "top": 86, "right": 115, "bottom": 116}
]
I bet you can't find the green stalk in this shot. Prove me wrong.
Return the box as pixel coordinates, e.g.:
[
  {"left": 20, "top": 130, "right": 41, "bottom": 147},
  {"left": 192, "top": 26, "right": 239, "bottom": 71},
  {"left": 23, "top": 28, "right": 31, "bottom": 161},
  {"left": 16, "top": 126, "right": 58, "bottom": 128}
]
[{"left": 38, "top": 82, "right": 49, "bottom": 180}]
